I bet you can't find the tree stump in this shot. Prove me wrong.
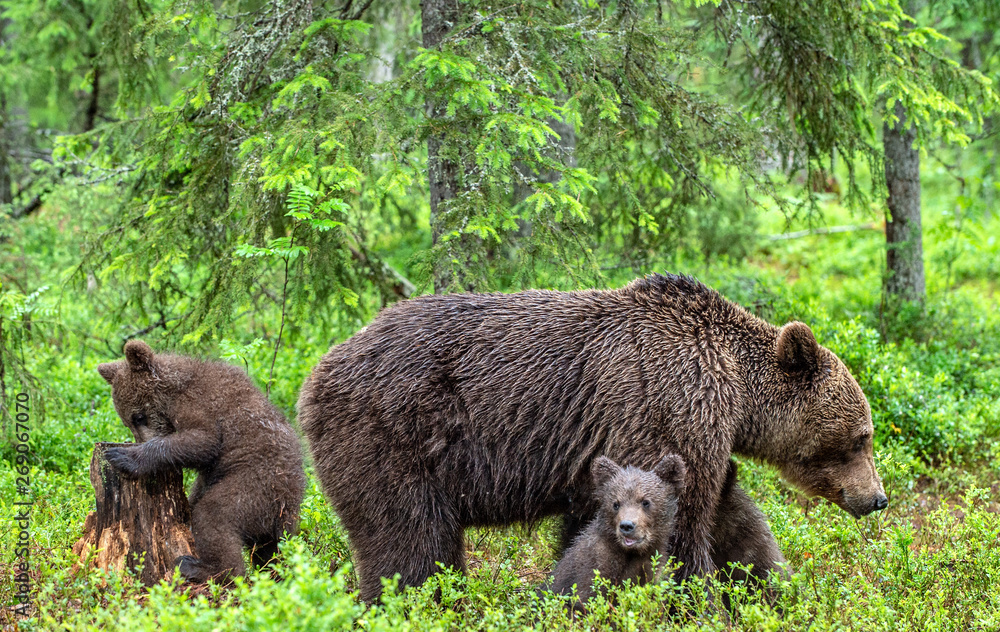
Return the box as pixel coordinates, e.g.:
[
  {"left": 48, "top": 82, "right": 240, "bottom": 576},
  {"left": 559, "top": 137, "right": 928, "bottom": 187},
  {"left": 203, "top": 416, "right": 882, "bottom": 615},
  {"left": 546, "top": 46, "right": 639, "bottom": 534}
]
[{"left": 72, "top": 442, "right": 196, "bottom": 586}]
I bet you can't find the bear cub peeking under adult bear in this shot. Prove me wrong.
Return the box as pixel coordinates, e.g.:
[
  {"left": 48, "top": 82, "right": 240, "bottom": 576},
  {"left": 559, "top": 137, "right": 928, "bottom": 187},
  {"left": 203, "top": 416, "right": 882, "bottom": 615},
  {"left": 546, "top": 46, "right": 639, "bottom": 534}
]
[
  {"left": 550, "top": 455, "right": 686, "bottom": 609},
  {"left": 98, "top": 340, "right": 305, "bottom": 582}
]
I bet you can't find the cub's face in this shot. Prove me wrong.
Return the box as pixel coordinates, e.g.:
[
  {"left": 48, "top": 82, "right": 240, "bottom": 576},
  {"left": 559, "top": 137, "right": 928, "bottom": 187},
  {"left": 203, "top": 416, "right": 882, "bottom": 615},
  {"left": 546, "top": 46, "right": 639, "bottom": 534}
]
[
  {"left": 592, "top": 455, "right": 686, "bottom": 556},
  {"left": 772, "top": 322, "right": 887, "bottom": 519},
  {"left": 97, "top": 340, "right": 174, "bottom": 443}
]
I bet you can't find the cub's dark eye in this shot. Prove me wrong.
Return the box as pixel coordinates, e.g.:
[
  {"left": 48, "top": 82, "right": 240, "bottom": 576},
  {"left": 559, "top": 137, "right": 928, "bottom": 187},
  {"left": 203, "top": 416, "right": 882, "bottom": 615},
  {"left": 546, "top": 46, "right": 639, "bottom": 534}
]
[
  {"left": 612, "top": 501, "right": 620, "bottom": 511},
  {"left": 641, "top": 499, "right": 651, "bottom": 509},
  {"left": 132, "top": 412, "right": 148, "bottom": 426}
]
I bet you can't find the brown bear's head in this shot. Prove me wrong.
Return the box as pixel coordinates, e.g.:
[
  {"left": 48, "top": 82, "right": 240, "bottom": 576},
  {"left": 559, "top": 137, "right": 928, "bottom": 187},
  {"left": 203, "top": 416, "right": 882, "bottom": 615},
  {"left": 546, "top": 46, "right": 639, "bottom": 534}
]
[
  {"left": 765, "top": 322, "right": 888, "bottom": 519},
  {"left": 592, "top": 454, "right": 686, "bottom": 556},
  {"left": 97, "top": 340, "right": 176, "bottom": 443}
]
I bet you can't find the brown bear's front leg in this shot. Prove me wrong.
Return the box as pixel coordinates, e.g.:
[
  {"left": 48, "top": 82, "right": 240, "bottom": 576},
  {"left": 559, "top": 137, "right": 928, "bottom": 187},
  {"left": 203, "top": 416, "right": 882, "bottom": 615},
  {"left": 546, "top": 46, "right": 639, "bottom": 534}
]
[
  {"left": 104, "top": 430, "right": 221, "bottom": 478},
  {"left": 669, "top": 455, "right": 728, "bottom": 580}
]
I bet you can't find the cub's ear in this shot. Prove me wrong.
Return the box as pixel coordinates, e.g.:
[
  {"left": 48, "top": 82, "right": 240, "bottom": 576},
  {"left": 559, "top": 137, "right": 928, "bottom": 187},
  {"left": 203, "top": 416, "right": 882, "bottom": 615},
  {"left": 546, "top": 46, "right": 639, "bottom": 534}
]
[
  {"left": 722, "top": 459, "right": 739, "bottom": 495},
  {"left": 653, "top": 454, "right": 687, "bottom": 492},
  {"left": 592, "top": 456, "right": 622, "bottom": 488},
  {"left": 124, "top": 340, "right": 156, "bottom": 373},
  {"left": 776, "top": 321, "right": 820, "bottom": 375},
  {"left": 97, "top": 361, "right": 122, "bottom": 385}
]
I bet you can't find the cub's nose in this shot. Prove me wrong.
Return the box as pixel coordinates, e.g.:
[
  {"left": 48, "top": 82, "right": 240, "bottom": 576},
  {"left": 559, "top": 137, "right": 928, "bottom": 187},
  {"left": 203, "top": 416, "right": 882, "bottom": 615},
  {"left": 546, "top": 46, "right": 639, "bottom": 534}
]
[
  {"left": 619, "top": 520, "right": 635, "bottom": 534},
  {"left": 872, "top": 494, "right": 888, "bottom": 512}
]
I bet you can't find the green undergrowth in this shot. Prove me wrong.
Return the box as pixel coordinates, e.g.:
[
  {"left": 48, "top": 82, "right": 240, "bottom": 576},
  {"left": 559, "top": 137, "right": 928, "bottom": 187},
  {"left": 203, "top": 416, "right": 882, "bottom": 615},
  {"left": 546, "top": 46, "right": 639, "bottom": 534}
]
[{"left": 5, "top": 448, "right": 998, "bottom": 630}]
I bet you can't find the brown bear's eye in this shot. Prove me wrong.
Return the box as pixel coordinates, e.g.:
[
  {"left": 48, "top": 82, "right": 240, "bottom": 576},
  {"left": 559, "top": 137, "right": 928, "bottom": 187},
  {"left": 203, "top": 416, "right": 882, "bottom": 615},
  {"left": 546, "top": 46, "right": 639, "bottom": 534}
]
[
  {"left": 641, "top": 499, "right": 651, "bottom": 509},
  {"left": 853, "top": 434, "right": 870, "bottom": 452},
  {"left": 132, "top": 412, "right": 148, "bottom": 426},
  {"left": 612, "top": 501, "right": 620, "bottom": 511}
]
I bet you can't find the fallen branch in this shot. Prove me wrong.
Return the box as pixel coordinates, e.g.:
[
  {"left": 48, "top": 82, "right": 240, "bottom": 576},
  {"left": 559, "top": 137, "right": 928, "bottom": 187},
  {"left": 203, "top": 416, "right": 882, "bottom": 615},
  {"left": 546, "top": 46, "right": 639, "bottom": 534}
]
[
  {"left": 10, "top": 194, "right": 43, "bottom": 219},
  {"left": 346, "top": 244, "right": 416, "bottom": 299},
  {"left": 122, "top": 316, "right": 168, "bottom": 343},
  {"left": 767, "top": 222, "right": 881, "bottom": 241}
]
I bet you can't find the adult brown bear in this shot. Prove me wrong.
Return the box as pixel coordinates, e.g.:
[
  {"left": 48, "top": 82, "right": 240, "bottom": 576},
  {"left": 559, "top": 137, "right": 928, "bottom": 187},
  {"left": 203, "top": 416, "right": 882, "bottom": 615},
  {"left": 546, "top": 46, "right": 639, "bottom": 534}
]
[{"left": 298, "top": 274, "right": 886, "bottom": 602}]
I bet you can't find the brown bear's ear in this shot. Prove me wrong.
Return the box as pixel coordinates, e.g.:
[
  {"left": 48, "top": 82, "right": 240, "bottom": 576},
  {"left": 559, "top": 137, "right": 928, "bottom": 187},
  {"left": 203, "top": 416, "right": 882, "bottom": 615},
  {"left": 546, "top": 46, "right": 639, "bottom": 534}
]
[
  {"left": 97, "top": 361, "right": 122, "bottom": 385},
  {"left": 124, "top": 339, "right": 155, "bottom": 373},
  {"left": 592, "top": 456, "right": 622, "bottom": 488},
  {"left": 653, "top": 454, "right": 687, "bottom": 492},
  {"left": 776, "top": 321, "right": 820, "bottom": 375}
]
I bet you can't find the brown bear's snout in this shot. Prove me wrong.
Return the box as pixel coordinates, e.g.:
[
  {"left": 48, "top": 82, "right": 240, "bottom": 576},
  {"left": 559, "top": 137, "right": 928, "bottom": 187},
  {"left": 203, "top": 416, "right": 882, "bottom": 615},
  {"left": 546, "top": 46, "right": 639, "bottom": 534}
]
[
  {"left": 851, "top": 491, "right": 888, "bottom": 517},
  {"left": 613, "top": 505, "right": 651, "bottom": 549},
  {"left": 839, "top": 486, "right": 889, "bottom": 518},
  {"left": 780, "top": 447, "right": 888, "bottom": 519},
  {"left": 617, "top": 514, "right": 647, "bottom": 549}
]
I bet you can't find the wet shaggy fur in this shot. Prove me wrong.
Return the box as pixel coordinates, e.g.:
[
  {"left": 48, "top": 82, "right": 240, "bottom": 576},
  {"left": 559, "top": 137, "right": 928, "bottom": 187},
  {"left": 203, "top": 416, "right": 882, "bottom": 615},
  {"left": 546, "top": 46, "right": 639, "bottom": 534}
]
[
  {"left": 550, "top": 455, "right": 686, "bottom": 610},
  {"left": 298, "top": 273, "right": 887, "bottom": 602},
  {"left": 98, "top": 340, "right": 306, "bottom": 582},
  {"left": 711, "top": 460, "right": 787, "bottom": 591}
]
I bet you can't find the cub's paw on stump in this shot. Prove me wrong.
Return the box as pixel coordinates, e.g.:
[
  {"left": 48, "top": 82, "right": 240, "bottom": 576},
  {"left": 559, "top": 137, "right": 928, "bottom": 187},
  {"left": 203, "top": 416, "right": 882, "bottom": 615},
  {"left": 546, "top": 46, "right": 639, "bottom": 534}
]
[{"left": 102, "top": 445, "right": 142, "bottom": 478}]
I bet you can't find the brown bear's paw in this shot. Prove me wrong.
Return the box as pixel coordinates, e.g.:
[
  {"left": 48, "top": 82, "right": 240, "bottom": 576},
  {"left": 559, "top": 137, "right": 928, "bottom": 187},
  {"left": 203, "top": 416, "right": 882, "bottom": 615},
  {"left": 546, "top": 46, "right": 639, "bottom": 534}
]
[
  {"left": 104, "top": 446, "right": 142, "bottom": 478},
  {"left": 175, "top": 555, "right": 241, "bottom": 584},
  {"left": 176, "top": 555, "right": 211, "bottom": 583}
]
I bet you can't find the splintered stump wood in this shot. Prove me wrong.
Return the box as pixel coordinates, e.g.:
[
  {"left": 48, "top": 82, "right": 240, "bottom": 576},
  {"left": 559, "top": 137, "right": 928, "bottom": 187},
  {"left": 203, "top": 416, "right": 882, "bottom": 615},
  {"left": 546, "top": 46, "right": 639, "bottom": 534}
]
[{"left": 72, "top": 442, "right": 196, "bottom": 586}]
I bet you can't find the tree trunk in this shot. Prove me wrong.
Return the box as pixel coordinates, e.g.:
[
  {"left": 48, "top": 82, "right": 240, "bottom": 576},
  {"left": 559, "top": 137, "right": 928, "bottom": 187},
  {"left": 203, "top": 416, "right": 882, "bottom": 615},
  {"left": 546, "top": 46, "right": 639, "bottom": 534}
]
[
  {"left": 83, "top": 65, "right": 101, "bottom": 133},
  {"left": 0, "top": 17, "right": 11, "bottom": 206},
  {"left": 423, "top": 0, "right": 462, "bottom": 294},
  {"left": 0, "top": 90, "right": 10, "bottom": 207},
  {"left": 72, "top": 442, "right": 196, "bottom": 586},
  {"left": 883, "top": 101, "right": 925, "bottom": 305}
]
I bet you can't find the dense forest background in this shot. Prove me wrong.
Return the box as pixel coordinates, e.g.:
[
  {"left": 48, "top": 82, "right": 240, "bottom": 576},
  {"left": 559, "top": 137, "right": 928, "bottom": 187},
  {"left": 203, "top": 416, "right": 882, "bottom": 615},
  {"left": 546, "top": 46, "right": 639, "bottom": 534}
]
[{"left": 1, "top": 0, "right": 999, "bottom": 630}]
